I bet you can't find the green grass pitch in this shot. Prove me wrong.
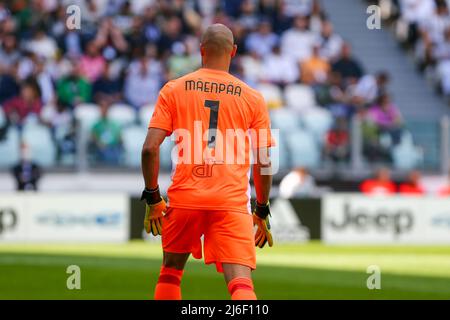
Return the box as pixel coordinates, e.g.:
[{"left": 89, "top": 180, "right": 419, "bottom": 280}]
[{"left": 1, "top": 241, "right": 449, "bottom": 300}]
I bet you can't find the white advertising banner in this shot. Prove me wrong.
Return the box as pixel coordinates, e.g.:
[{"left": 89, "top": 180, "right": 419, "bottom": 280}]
[
  {"left": 0, "top": 193, "right": 129, "bottom": 242},
  {"left": 0, "top": 195, "right": 27, "bottom": 241},
  {"left": 322, "top": 194, "right": 450, "bottom": 244}
]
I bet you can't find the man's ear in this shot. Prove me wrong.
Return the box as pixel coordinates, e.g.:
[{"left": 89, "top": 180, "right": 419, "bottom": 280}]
[{"left": 231, "top": 44, "right": 237, "bottom": 58}]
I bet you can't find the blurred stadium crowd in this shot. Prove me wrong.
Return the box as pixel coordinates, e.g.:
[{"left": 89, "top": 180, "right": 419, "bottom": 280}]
[
  {"left": 0, "top": 0, "right": 428, "bottom": 172},
  {"left": 380, "top": 0, "right": 450, "bottom": 99}
]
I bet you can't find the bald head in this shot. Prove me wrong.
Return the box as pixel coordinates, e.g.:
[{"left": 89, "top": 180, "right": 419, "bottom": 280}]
[{"left": 201, "top": 24, "right": 235, "bottom": 57}]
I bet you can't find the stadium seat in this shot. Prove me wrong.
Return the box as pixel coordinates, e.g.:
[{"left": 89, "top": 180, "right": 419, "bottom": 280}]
[
  {"left": 301, "top": 107, "right": 333, "bottom": 143},
  {"left": 139, "top": 104, "right": 155, "bottom": 126},
  {"left": 392, "top": 132, "right": 423, "bottom": 170},
  {"left": 122, "top": 125, "right": 147, "bottom": 168},
  {"left": 285, "top": 129, "right": 320, "bottom": 168},
  {"left": 0, "top": 126, "right": 20, "bottom": 168},
  {"left": 74, "top": 103, "right": 101, "bottom": 133},
  {"left": 284, "top": 84, "right": 317, "bottom": 112},
  {"left": 108, "top": 104, "right": 136, "bottom": 128},
  {"left": 22, "top": 123, "right": 57, "bottom": 167},
  {"left": 257, "top": 83, "right": 283, "bottom": 109},
  {"left": 270, "top": 109, "right": 301, "bottom": 131}
]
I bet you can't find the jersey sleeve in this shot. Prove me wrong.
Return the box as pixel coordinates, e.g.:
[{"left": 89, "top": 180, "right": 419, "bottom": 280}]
[
  {"left": 249, "top": 92, "right": 275, "bottom": 148},
  {"left": 149, "top": 81, "right": 175, "bottom": 135}
]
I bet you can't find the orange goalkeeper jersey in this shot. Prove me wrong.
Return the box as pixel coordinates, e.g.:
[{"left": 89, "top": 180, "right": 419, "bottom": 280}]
[{"left": 149, "top": 68, "right": 273, "bottom": 214}]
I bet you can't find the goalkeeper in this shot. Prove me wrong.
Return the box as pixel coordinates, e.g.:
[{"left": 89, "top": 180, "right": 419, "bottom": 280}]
[{"left": 141, "top": 24, "right": 274, "bottom": 300}]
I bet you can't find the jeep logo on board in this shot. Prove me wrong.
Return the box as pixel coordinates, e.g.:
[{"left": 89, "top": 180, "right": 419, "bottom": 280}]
[
  {"left": 0, "top": 208, "right": 18, "bottom": 234},
  {"left": 328, "top": 202, "right": 414, "bottom": 238}
]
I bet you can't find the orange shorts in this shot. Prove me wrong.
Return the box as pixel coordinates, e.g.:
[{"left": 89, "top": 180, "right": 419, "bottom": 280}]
[{"left": 161, "top": 207, "right": 256, "bottom": 272}]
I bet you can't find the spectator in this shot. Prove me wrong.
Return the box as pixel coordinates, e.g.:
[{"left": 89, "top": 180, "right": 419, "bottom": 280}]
[
  {"left": 142, "top": 5, "right": 161, "bottom": 44},
  {"left": 237, "top": 0, "right": 260, "bottom": 30},
  {"left": 34, "top": 58, "right": 55, "bottom": 106},
  {"left": 167, "top": 40, "right": 201, "bottom": 79},
  {"left": 360, "top": 168, "right": 397, "bottom": 195},
  {"left": 399, "top": 170, "right": 425, "bottom": 194},
  {"left": 332, "top": 42, "right": 364, "bottom": 84},
  {"left": 353, "top": 71, "right": 390, "bottom": 107},
  {"left": 11, "top": 143, "right": 42, "bottom": 191},
  {"left": 300, "top": 43, "right": 330, "bottom": 85},
  {"left": 223, "top": 0, "right": 243, "bottom": 18},
  {"left": 93, "top": 17, "right": 129, "bottom": 58},
  {"left": 245, "top": 20, "right": 279, "bottom": 58},
  {"left": 78, "top": 41, "right": 106, "bottom": 83},
  {"left": 16, "top": 51, "right": 37, "bottom": 81},
  {"left": 279, "top": 167, "right": 317, "bottom": 198},
  {"left": 0, "top": 67, "right": 20, "bottom": 104},
  {"left": 25, "top": 27, "right": 58, "bottom": 60},
  {"left": 89, "top": 103, "right": 123, "bottom": 165},
  {"left": 0, "top": 2, "right": 9, "bottom": 22},
  {"left": 423, "top": 1, "right": 450, "bottom": 45},
  {"left": 309, "top": 0, "right": 326, "bottom": 34},
  {"left": 315, "top": 71, "right": 355, "bottom": 118},
  {"left": 257, "top": 0, "right": 281, "bottom": 24},
  {"left": 362, "top": 118, "right": 391, "bottom": 163},
  {"left": 126, "top": 16, "right": 148, "bottom": 52},
  {"left": 324, "top": 117, "right": 350, "bottom": 163},
  {"left": 240, "top": 50, "right": 264, "bottom": 85},
  {"left": 3, "top": 79, "right": 42, "bottom": 127},
  {"left": 417, "top": 1, "right": 450, "bottom": 66},
  {"left": 58, "top": 29, "right": 83, "bottom": 59},
  {"left": 113, "top": 0, "right": 135, "bottom": 34},
  {"left": 261, "top": 45, "right": 299, "bottom": 86},
  {"left": 0, "top": 34, "right": 21, "bottom": 70},
  {"left": 92, "top": 62, "right": 123, "bottom": 106},
  {"left": 367, "top": 93, "right": 403, "bottom": 145},
  {"left": 281, "top": 15, "right": 317, "bottom": 62},
  {"left": 0, "top": 8, "right": 15, "bottom": 36},
  {"left": 124, "top": 46, "right": 164, "bottom": 108},
  {"left": 41, "top": 99, "right": 76, "bottom": 163},
  {"left": 231, "top": 22, "right": 248, "bottom": 55},
  {"left": 56, "top": 64, "right": 92, "bottom": 107},
  {"left": 398, "top": 0, "right": 435, "bottom": 46},
  {"left": 157, "top": 15, "right": 184, "bottom": 58},
  {"left": 318, "top": 20, "right": 343, "bottom": 62},
  {"left": 47, "top": 54, "right": 75, "bottom": 80}
]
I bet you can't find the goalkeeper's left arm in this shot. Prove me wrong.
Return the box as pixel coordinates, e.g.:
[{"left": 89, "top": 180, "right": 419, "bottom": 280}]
[
  {"left": 141, "top": 128, "right": 169, "bottom": 236},
  {"left": 252, "top": 147, "right": 273, "bottom": 248}
]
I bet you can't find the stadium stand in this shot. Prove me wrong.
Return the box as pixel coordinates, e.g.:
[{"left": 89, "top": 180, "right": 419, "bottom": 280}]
[{"left": 0, "top": 0, "right": 448, "bottom": 177}]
